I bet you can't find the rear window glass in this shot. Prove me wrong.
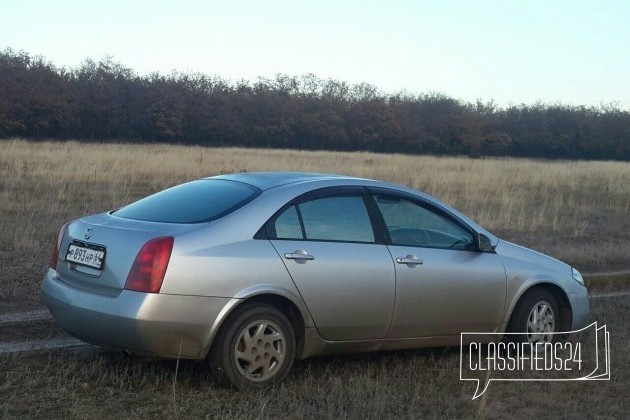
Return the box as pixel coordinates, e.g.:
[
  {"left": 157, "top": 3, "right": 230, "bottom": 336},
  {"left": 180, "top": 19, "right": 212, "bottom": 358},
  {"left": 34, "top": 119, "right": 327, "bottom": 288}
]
[{"left": 114, "top": 180, "right": 260, "bottom": 223}]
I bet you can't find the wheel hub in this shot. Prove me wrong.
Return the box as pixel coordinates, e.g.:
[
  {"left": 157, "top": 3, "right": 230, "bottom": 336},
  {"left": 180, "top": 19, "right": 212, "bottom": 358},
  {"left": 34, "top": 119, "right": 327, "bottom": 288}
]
[
  {"left": 234, "top": 320, "right": 286, "bottom": 382},
  {"left": 526, "top": 300, "right": 555, "bottom": 344}
]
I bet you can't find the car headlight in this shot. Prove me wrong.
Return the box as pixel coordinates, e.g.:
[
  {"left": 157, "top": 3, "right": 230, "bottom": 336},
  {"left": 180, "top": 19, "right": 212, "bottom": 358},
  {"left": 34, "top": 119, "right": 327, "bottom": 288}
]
[{"left": 572, "top": 267, "right": 585, "bottom": 287}]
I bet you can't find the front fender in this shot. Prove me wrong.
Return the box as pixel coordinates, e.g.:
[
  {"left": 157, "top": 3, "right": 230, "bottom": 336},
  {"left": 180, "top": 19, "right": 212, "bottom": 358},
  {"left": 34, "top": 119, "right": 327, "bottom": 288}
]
[{"left": 500, "top": 273, "right": 571, "bottom": 332}]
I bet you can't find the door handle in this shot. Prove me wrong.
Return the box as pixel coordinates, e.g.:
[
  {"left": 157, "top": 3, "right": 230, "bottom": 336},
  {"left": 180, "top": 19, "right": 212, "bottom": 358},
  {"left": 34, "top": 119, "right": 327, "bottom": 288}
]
[
  {"left": 284, "top": 250, "right": 314, "bottom": 261},
  {"left": 396, "top": 255, "right": 423, "bottom": 266}
]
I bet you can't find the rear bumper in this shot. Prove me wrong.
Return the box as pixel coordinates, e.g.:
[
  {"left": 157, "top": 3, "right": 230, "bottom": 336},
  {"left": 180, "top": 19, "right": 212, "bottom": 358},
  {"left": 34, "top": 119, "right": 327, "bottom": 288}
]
[
  {"left": 41, "top": 268, "right": 231, "bottom": 359},
  {"left": 568, "top": 286, "right": 591, "bottom": 330}
]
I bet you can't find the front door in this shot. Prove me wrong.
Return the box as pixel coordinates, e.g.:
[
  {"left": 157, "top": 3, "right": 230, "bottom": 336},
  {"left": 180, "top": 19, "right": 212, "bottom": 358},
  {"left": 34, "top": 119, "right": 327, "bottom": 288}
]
[{"left": 370, "top": 192, "right": 507, "bottom": 338}]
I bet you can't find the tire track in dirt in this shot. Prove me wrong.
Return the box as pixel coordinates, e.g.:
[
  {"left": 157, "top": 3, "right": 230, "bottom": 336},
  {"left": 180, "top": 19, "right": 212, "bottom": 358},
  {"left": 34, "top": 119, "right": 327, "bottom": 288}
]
[
  {"left": 0, "top": 309, "right": 51, "bottom": 325},
  {"left": 0, "top": 337, "right": 89, "bottom": 354},
  {"left": 0, "top": 309, "right": 92, "bottom": 353}
]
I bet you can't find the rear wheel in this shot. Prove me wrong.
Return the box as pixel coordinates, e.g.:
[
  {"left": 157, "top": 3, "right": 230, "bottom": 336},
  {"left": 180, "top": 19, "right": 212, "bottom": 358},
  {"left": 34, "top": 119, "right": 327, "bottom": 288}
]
[
  {"left": 507, "top": 288, "right": 559, "bottom": 345},
  {"left": 209, "top": 303, "right": 296, "bottom": 389}
]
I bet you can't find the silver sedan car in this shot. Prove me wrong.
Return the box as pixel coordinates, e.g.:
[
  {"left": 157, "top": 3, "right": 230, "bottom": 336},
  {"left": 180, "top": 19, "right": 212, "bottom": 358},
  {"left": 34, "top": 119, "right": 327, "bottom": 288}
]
[{"left": 42, "top": 172, "right": 590, "bottom": 388}]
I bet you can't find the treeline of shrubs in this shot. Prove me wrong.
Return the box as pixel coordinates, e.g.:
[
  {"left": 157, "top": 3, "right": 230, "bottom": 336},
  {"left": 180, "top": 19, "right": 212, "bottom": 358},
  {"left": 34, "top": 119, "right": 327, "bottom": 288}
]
[{"left": 1, "top": 48, "right": 629, "bottom": 160}]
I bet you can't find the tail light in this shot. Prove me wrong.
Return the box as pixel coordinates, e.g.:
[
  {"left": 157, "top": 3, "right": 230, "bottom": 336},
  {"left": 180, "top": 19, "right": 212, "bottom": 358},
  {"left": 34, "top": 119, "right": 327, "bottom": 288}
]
[
  {"left": 49, "top": 222, "right": 71, "bottom": 270},
  {"left": 124, "top": 236, "right": 174, "bottom": 293}
]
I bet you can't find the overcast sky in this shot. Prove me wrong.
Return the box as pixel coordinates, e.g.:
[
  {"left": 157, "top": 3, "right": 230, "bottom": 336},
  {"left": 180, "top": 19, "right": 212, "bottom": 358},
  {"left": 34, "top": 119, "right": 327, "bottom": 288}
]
[{"left": 3, "top": 0, "right": 629, "bottom": 108}]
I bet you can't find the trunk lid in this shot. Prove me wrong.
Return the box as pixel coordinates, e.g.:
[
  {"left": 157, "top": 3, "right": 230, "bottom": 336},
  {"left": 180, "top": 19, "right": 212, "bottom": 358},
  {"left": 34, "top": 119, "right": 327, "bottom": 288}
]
[{"left": 55, "top": 212, "right": 198, "bottom": 295}]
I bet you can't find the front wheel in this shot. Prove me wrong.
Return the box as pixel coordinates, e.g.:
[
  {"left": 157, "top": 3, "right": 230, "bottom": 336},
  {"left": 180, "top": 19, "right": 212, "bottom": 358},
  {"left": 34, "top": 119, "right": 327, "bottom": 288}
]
[
  {"left": 507, "top": 288, "right": 559, "bottom": 345},
  {"left": 209, "top": 303, "right": 296, "bottom": 389}
]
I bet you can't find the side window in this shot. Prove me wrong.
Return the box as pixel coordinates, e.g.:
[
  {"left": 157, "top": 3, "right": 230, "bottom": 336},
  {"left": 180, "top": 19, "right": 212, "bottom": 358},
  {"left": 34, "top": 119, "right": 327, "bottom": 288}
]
[
  {"left": 274, "top": 205, "right": 303, "bottom": 239},
  {"left": 374, "top": 195, "right": 474, "bottom": 250},
  {"left": 270, "top": 195, "right": 376, "bottom": 243},
  {"left": 299, "top": 196, "right": 375, "bottom": 243}
]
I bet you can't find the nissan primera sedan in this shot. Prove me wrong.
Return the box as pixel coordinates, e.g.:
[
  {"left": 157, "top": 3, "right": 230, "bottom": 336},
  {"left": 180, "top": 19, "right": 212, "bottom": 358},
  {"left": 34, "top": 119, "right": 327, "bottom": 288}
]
[{"left": 42, "top": 172, "right": 590, "bottom": 388}]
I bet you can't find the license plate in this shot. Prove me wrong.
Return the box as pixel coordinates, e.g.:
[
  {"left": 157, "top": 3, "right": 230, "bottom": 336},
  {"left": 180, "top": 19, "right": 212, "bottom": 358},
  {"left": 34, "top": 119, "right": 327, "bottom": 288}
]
[{"left": 66, "top": 244, "right": 106, "bottom": 270}]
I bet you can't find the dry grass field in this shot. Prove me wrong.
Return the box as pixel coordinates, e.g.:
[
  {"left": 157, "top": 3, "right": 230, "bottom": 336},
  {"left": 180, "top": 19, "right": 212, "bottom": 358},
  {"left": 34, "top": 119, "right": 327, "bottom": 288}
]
[
  {"left": 1, "top": 139, "right": 629, "bottom": 309},
  {"left": 1, "top": 139, "right": 629, "bottom": 418}
]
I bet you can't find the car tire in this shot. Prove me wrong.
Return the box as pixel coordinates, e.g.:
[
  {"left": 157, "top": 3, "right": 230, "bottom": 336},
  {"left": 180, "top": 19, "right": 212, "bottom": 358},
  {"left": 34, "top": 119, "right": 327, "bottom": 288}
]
[
  {"left": 209, "top": 303, "right": 296, "bottom": 389},
  {"left": 507, "top": 288, "right": 560, "bottom": 345}
]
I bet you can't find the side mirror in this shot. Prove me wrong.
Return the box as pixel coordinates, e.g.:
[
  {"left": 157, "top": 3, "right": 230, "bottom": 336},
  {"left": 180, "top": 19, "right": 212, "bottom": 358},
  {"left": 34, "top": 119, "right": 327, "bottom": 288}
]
[{"left": 477, "top": 233, "right": 494, "bottom": 252}]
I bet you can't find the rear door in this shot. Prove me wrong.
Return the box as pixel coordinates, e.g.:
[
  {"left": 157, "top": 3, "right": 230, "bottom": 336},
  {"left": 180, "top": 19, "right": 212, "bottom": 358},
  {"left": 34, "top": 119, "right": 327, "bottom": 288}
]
[
  {"left": 267, "top": 188, "right": 395, "bottom": 341},
  {"left": 369, "top": 190, "right": 507, "bottom": 338}
]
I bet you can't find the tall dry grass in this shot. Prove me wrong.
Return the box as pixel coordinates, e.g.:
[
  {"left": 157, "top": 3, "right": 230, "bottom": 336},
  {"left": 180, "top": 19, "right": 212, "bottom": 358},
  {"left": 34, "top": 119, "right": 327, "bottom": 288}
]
[{"left": 1, "top": 139, "right": 629, "bottom": 307}]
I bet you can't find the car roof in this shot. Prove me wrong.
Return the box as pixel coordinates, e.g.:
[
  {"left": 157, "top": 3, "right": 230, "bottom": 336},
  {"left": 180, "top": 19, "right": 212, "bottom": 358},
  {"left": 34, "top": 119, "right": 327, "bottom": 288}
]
[
  {"left": 207, "top": 171, "right": 497, "bottom": 243},
  {"left": 208, "top": 172, "right": 367, "bottom": 190}
]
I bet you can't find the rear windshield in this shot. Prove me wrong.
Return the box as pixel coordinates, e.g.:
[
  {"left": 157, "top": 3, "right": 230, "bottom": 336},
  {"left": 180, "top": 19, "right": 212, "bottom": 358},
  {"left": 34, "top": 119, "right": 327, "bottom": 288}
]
[{"left": 114, "top": 179, "right": 260, "bottom": 223}]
